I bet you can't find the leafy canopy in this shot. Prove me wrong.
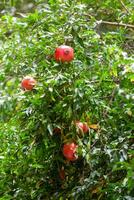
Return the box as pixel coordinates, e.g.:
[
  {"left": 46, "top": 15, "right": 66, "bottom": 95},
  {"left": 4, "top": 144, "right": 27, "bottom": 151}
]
[{"left": 0, "top": 0, "right": 134, "bottom": 199}]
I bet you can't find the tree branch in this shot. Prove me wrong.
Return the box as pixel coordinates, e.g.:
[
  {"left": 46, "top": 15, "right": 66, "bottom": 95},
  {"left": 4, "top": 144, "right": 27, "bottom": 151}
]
[
  {"left": 118, "top": 0, "right": 130, "bottom": 14},
  {"left": 84, "top": 14, "right": 134, "bottom": 30},
  {"left": 98, "top": 20, "right": 134, "bottom": 30},
  {"left": 103, "top": 87, "right": 117, "bottom": 117}
]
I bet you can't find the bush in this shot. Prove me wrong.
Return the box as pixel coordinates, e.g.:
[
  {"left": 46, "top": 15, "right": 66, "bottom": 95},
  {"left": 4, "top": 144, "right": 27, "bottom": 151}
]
[{"left": 0, "top": 1, "right": 134, "bottom": 199}]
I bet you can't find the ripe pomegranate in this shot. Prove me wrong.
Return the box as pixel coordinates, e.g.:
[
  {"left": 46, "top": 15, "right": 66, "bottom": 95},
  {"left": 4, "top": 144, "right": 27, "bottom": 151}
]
[
  {"left": 21, "top": 76, "right": 36, "bottom": 91},
  {"left": 54, "top": 45, "right": 74, "bottom": 62},
  {"left": 63, "top": 142, "right": 78, "bottom": 161},
  {"left": 76, "top": 121, "right": 89, "bottom": 133}
]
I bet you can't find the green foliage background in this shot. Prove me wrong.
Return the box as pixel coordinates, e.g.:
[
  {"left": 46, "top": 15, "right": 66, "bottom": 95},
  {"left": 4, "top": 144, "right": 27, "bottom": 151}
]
[{"left": 0, "top": 0, "right": 134, "bottom": 199}]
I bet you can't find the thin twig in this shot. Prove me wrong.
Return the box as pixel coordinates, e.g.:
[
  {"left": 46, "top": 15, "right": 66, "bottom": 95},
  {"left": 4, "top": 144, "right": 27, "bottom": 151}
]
[
  {"left": 91, "top": 140, "right": 98, "bottom": 148},
  {"left": 99, "top": 20, "right": 134, "bottom": 30},
  {"left": 84, "top": 14, "right": 134, "bottom": 30},
  {"left": 119, "top": 0, "right": 130, "bottom": 14},
  {"left": 103, "top": 87, "right": 117, "bottom": 117}
]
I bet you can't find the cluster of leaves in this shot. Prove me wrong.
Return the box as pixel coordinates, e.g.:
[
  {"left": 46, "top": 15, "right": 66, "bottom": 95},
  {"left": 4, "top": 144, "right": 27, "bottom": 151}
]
[{"left": 0, "top": 0, "right": 134, "bottom": 199}]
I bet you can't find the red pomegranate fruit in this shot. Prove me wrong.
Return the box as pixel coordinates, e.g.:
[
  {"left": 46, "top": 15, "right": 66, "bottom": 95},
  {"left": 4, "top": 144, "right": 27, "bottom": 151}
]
[
  {"left": 21, "top": 76, "right": 36, "bottom": 91},
  {"left": 54, "top": 45, "right": 74, "bottom": 62},
  {"left": 63, "top": 142, "right": 78, "bottom": 161},
  {"left": 76, "top": 121, "right": 89, "bottom": 133}
]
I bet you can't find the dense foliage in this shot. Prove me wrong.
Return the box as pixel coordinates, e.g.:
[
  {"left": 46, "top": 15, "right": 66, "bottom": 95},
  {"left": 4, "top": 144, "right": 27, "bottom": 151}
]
[{"left": 0, "top": 0, "right": 134, "bottom": 199}]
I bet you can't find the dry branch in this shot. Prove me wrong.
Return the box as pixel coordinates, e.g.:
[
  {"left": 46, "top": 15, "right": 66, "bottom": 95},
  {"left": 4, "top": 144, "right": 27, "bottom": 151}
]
[
  {"left": 98, "top": 20, "right": 134, "bottom": 30},
  {"left": 119, "top": 0, "right": 130, "bottom": 14}
]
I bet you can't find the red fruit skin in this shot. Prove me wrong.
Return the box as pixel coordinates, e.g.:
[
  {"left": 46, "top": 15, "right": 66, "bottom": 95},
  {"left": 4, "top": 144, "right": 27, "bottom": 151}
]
[
  {"left": 21, "top": 77, "right": 36, "bottom": 90},
  {"left": 76, "top": 121, "right": 89, "bottom": 133},
  {"left": 54, "top": 45, "right": 74, "bottom": 62},
  {"left": 63, "top": 143, "right": 78, "bottom": 161}
]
